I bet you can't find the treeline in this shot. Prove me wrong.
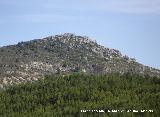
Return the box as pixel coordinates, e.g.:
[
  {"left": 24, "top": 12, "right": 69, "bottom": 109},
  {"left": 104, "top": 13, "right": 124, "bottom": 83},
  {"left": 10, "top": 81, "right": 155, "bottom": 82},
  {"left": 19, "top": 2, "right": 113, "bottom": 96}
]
[{"left": 0, "top": 73, "right": 160, "bottom": 117}]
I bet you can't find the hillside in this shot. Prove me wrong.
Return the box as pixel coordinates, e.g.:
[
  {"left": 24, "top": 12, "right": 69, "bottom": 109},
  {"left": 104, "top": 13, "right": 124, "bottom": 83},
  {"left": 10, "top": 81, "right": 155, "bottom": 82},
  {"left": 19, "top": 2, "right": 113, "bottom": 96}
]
[
  {"left": 0, "top": 73, "right": 160, "bottom": 116},
  {"left": 0, "top": 33, "right": 160, "bottom": 88}
]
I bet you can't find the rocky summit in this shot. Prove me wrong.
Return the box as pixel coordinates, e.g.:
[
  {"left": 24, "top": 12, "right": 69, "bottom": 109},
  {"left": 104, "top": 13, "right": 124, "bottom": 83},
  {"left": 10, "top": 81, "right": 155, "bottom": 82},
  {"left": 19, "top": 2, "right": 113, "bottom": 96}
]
[{"left": 0, "top": 33, "right": 160, "bottom": 88}]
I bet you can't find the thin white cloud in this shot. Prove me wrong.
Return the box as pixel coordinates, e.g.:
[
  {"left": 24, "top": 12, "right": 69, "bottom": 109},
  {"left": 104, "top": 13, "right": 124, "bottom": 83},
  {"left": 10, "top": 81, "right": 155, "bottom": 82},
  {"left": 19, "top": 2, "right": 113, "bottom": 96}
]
[
  {"left": 104, "top": 0, "right": 160, "bottom": 14},
  {"left": 40, "top": 0, "right": 160, "bottom": 15},
  {"left": 1, "top": 0, "right": 160, "bottom": 15},
  {"left": 0, "top": 14, "right": 88, "bottom": 23},
  {"left": 17, "top": 14, "right": 79, "bottom": 23}
]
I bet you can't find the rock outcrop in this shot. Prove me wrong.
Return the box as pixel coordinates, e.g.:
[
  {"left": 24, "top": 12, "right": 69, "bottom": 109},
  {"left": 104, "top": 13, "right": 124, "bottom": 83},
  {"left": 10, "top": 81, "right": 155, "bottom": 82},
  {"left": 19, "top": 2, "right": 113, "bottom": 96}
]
[{"left": 0, "top": 33, "right": 160, "bottom": 88}]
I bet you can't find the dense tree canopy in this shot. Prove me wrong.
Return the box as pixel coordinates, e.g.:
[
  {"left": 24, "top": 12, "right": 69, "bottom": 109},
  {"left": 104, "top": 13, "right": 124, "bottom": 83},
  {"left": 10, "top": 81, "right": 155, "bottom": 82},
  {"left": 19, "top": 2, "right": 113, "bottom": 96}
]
[{"left": 0, "top": 73, "right": 160, "bottom": 116}]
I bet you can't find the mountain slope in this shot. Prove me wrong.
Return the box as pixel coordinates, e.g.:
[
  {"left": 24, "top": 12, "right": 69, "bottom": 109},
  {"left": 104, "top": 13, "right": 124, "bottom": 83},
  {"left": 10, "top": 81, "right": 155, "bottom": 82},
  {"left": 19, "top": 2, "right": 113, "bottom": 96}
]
[{"left": 0, "top": 33, "right": 160, "bottom": 88}]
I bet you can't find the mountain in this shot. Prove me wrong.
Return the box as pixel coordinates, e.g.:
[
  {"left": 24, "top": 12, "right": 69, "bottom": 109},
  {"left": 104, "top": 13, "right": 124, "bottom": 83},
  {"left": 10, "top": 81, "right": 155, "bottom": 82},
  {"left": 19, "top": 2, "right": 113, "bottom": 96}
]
[{"left": 0, "top": 33, "right": 160, "bottom": 88}]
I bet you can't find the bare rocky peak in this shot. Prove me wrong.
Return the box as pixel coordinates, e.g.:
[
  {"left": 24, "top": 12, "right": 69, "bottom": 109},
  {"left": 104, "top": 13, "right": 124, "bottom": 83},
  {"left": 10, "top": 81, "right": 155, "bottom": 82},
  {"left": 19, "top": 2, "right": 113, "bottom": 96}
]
[
  {"left": 44, "top": 33, "right": 122, "bottom": 58},
  {"left": 45, "top": 33, "right": 95, "bottom": 44}
]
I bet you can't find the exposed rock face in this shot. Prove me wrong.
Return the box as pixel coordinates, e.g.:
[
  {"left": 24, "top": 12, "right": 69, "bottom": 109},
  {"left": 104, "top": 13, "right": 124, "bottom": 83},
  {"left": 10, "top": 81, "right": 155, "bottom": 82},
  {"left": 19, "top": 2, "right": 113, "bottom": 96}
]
[{"left": 0, "top": 33, "right": 160, "bottom": 88}]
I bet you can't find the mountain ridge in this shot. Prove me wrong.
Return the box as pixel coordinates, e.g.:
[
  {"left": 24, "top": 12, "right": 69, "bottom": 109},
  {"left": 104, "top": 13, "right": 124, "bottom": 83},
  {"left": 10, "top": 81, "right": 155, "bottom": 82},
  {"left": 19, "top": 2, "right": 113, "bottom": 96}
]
[{"left": 0, "top": 33, "right": 160, "bottom": 88}]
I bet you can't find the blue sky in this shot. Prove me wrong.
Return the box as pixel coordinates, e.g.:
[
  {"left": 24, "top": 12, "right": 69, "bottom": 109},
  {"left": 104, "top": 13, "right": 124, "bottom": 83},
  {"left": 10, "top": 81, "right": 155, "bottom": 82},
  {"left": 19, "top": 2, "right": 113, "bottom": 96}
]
[{"left": 0, "top": 0, "right": 160, "bottom": 69}]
